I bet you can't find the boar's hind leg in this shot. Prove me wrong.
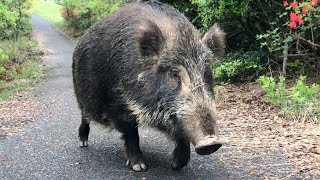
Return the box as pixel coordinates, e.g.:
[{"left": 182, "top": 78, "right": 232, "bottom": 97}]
[
  {"left": 171, "top": 139, "right": 190, "bottom": 170},
  {"left": 78, "top": 116, "right": 90, "bottom": 147},
  {"left": 117, "top": 121, "right": 147, "bottom": 172}
]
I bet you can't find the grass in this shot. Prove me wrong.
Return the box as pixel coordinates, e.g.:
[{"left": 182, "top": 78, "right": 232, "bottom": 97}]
[
  {"left": 33, "top": 1, "right": 65, "bottom": 29},
  {"left": 0, "top": 61, "right": 42, "bottom": 101},
  {"left": 257, "top": 76, "right": 320, "bottom": 122},
  {"left": 0, "top": 38, "right": 43, "bottom": 101},
  {"left": 18, "top": 60, "right": 42, "bottom": 79}
]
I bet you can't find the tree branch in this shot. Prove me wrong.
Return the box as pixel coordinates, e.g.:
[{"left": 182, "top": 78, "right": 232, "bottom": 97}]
[{"left": 294, "top": 34, "right": 320, "bottom": 48}]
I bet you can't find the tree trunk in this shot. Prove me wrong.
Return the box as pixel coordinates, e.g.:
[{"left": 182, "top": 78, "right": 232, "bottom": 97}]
[{"left": 282, "top": 42, "right": 288, "bottom": 77}]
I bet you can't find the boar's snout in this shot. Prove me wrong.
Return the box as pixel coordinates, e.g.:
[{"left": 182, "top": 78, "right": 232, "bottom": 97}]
[
  {"left": 190, "top": 105, "right": 223, "bottom": 155},
  {"left": 193, "top": 136, "right": 223, "bottom": 155},
  {"left": 178, "top": 101, "right": 224, "bottom": 155}
]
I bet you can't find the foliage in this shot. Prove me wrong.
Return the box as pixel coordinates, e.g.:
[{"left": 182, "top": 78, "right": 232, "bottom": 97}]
[
  {"left": 257, "top": 75, "right": 320, "bottom": 121},
  {"left": 0, "top": 37, "right": 40, "bottom": 78},
  {"left": 0, "top": 3, "right": 18, "bottom": 40},
  {"left": 256, "top": 0, "right": 320, "bottom": 76},
  {"left": 191, "top": 0, "right": 253, "bottom": 32},
  {"left": 163, "top": 0, "right": 278, "bottom": 51},
  {"left": 0, "top": 38, "right": 43, "bottom": 101},
  {"left": 60, "top": 0, "right": 126, "bottom": 36},
  {"left": 0, "top": 48, "right": 10, "bottom": 76},
  {"left": 0, "top": 0, "right": 34, "bottom": 40},
  {"left": 55, "top": 0, "right": 320, "bottom": 82},
  {"left": 257, "top": 76, "right": 286, "bottom": 106},
  {"left": 213, "top": 51, "right": 265, "bottom": 83}
]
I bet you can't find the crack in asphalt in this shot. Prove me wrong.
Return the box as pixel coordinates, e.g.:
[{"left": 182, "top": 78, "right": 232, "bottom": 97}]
[{"left": 0, "top": 14, "right": 304, "bottom": 180}]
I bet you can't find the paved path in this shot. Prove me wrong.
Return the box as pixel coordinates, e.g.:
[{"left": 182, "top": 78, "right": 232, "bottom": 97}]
[{"left": 0, "top": 14, "right": 304, "bottom": 180}]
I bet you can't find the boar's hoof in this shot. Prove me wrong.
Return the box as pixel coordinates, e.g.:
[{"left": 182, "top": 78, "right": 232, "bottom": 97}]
[
  {"left": 126, "top": 160, "right": 148, "bottom": 172},
  {"left": 171, "top": 159, "right": 188, "bottom": 170},
  {"left": 79, "top": 140, "right": 88, "bottom": 148},
  {"left": 194, "top": 138, "right": 223, "bottom": 155}
]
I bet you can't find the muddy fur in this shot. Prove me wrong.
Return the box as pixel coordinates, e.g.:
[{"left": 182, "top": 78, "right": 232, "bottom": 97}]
[{"left": 73, "top": 0, "right": 225, "bottom": 171}]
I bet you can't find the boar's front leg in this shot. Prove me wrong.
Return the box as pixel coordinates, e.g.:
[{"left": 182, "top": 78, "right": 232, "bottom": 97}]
[
  {"left": 171, "top": 138, "right": 190, "bottom": 170},
  {"left": 117, "top": 121, "right": 147, "bottom": 172}
]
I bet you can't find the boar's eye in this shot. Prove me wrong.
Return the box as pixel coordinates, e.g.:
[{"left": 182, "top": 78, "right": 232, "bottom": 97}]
[{"left": 169, "top": 68, "right": 180, "bottom": 79}]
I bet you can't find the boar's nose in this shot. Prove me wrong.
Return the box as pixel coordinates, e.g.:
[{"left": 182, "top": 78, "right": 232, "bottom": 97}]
[{"left": 193, "top": 136, "right": 223, "bottom": 155}]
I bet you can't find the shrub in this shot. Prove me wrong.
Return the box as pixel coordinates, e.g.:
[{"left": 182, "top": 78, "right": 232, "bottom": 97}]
[
  {"left": 0, "top": 48, "right": 10, "bottom": 76},
  {"left": 257, "top": 76, "right": 286, "bottom": 107},
  {"left": 0, "top": 0, "right": 33, "bottom": 40},
  {"left": 256, "top": 0, "right": 320, "bottom": 76},
  {"left": 213, "top": 51, "right": 265, "bottom": 83},
  {"left": 61, "top": 0, "right": 125, "bottom": 36},
  {"left": 257, "top": 75, "right": 320, "bottom": 121},
  {"left": 0, "top": 3, "right": 18, "bottom": 40},
  {"left": 0, "top": 37, "right": 42, "bottom": 81}
]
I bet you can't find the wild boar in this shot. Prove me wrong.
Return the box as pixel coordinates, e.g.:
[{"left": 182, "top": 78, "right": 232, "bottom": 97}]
[{"left": 72, "top": 0, "right": 226, "bottom": 172}]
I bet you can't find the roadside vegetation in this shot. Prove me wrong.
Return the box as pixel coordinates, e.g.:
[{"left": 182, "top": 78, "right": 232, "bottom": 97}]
[
  {"left": 257, "top": 75, "right": 320, "bottom": 122},
  {"left": 0, "top": 0, "right": 44, "bottom": 101}
]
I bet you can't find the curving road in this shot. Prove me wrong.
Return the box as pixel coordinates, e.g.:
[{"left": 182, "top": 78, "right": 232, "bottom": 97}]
[{"left": 0, "top": 14, "right": 308, "bottom": 180}]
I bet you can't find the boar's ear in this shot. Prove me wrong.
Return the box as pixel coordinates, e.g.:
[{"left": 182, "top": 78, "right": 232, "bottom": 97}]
[
  {"left": 202, "top": 23, "right": 226, "bottom": 58},
  {"left": 136, "top": 20, "right": 165, "bottom": 57}
]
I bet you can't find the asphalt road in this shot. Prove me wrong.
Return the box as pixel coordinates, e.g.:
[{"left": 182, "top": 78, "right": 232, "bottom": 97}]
[{"left": 0, "top": 14, "right": 306, "bottom": 180}]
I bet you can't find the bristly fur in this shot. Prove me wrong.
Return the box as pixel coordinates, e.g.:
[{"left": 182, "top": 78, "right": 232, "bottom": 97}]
[{"left": 73, "top": 0, "right": 225, "bottom": 171}]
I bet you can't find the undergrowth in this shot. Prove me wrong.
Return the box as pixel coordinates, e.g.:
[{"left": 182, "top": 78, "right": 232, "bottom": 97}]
[
  {"left": 0, "top": 37, "right": 43, "bottom": 101},
  {"left": 257, "top": 76, "right": 320, "bottom": 122}
]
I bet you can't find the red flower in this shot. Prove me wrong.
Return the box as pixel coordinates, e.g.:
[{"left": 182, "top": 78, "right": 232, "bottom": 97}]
[
  {"left": 296, "top": 14, "right": 303, "bottom": 21},
  {"left": 283, "top": 0, "right": 289, "bottom": 6},
  {"left": 290, "top": 12, "right": 298, "bottom": 22},
  {"left": 312, "top": 0, "right": 318, "bottom": 5},
  {"left": 289, "top": 12, "right": 303, "bottom": 27},
  {"left": 290, "top": 21, "right": 297, "bottom": 29},
  {"left": 297, "top": 14, "right": 304, "bottom": 25},
  {"left": 302, "top": 7, "right": 308, "bottom": 14},
  {"left": 291, "top": 1, "right": 299, "bottom": 9}
]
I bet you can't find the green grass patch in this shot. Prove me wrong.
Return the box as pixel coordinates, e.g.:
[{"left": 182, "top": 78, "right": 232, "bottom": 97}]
[
  {"left": 0, "top": 37, "right": 44, "bottom": 101},
  {"left": 17, "top": 60, "right": 42, "bottom": 79},
  {"left": 0, "top": 90, "right": 11, "bottom": 100},
  {"left": 257, "top": 76, "right": 320, "bottom": 122},
  {"left": 33, "top": 1, "right": 65, "bottom": 29},
  {"left": 0, "top": 61, "right": 42, "bottom": 101}
]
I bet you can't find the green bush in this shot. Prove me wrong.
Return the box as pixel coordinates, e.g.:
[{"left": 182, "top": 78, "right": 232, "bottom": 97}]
[
  {"left": 0, "top": 0, "right": 33, "bottom": 40},
  {"left": 257, "top": 75, "right": 320, "bottom": 121},
  {"left": 213, "top": 51, "right": 265, "bottom": 83},
  {"left": 0, "top": 37, "right": 41, "bottom": 80},
  {"left": 257, "top": 76, "right": 286, "bottom": 107},
  {"left": 256, "top": 1, "right": 320, "bottom": 76},
  {"left": 61, "top": 0, "right": 125, "bottom": 36},
  {"left": 0, "top": 38, "right": 43, "bottom": 101},
  {"left": 0, "top": 48, "right": 9, "bottom": 64},
  {"left": 290, "top": 76, "right": 319, "bottom": 109},
  {"left": 0, "top": 48, "right": 9, "bottom": 75},
  {"left": 0, "top": 3, "right": 18, "bottom": 40}
]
